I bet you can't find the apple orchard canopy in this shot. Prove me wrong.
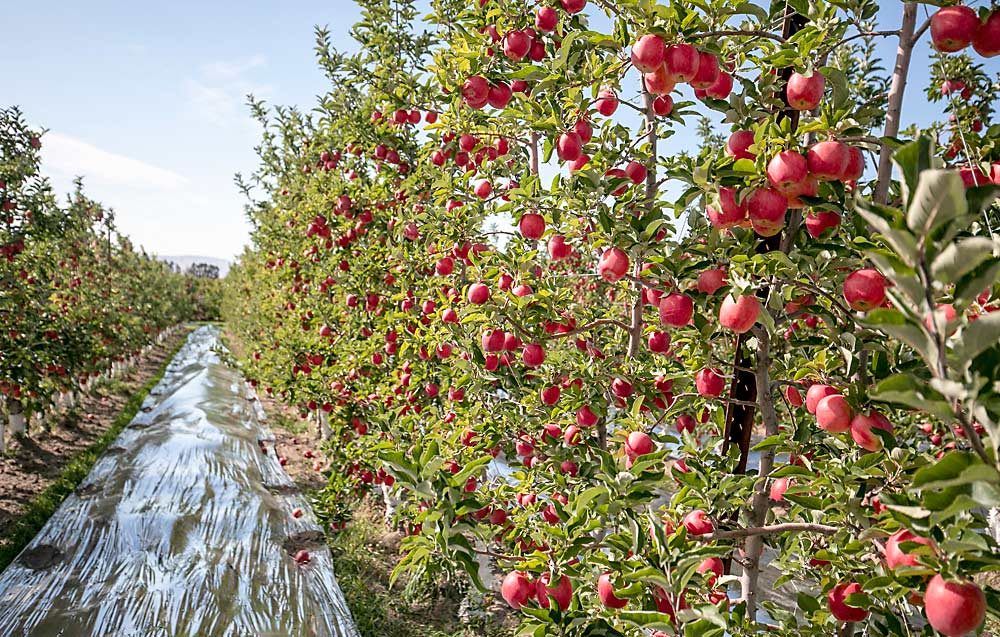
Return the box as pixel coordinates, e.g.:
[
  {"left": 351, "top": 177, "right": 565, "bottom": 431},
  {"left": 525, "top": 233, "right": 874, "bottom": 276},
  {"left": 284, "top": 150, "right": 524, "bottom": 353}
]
[{"left": 0, "top": 326, "right": 359, "bottom": 637}]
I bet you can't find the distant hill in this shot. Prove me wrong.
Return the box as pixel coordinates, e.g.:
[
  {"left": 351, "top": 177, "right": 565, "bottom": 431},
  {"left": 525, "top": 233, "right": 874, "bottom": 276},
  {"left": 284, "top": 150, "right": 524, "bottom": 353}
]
[{"left": 157, "top": 255, "right": 231, "bottom": 277}]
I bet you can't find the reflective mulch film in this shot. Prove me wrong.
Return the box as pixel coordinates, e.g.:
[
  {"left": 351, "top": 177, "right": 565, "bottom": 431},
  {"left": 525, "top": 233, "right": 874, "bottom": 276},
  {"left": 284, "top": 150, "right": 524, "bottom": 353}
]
[{"left": 0, "top": 326, "right": 358, "bottom": 637}]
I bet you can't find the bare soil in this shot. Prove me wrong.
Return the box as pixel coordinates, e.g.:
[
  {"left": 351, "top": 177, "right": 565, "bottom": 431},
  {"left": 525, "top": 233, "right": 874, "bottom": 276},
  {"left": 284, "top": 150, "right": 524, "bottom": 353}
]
[{"left": 0, "top": 328, "right": 189, "bottom": 539}]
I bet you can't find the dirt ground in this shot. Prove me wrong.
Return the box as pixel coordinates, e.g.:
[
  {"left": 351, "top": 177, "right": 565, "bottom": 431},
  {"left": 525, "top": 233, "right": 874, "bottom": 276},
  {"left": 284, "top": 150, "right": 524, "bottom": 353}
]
[{"left": 0, "top": 328, "right": 189, "bottom": 539}]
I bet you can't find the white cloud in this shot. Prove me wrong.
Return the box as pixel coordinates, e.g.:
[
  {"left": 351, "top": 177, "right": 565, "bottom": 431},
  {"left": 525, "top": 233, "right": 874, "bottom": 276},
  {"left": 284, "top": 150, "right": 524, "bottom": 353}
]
[
  {"left": 185, "top": 55, "right": 271, "bottom": 128},
  {"left": 42, "top": 132, "right": 188, "bottom": 189}
]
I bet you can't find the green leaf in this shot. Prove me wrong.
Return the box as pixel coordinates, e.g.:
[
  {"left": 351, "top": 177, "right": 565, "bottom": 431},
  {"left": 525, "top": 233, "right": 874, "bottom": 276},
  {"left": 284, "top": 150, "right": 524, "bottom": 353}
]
[
  {"left": 913, "top": 451, "right": 1000, "bottom": 490},
  {"left": 854, "top": 200, "right": 918, "bottom": 267},
  {"left": 892, "top": 137, "right": 933, "bottom": 205},
  {"left": 797, "top": 591, "right": 820, "bottom": 613},
  {"left": 930, "top": 237, "right": 998, "bottom": 284},
  {"left": 955, "top": 311, "right": 1000, "bottom": 365},
  {"left": 905, "top": 169, "right": 967, "bottom": 241},
  {"left": 862, "top": 309, "right": 936, "bottom": 366},
  {"left": 869, "top": 373, "right": 954, "bottom": 420}
]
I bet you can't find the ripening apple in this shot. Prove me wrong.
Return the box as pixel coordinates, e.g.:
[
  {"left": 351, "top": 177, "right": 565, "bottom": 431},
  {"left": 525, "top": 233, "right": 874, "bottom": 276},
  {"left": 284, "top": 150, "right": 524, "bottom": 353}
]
[
  {"left": 804, "top": 210, "right": 841, "bottom": 238},
  {"left": 576, "top": 405, "right": 599, "bottom": 427},
  {"left": 644, "top": 64, "right": 676, "bottom": 95},
  {"left": 597, "top": 573, "right": 629, "bottom": 608},
  {"left": 682, "top": 509, "right": 714, "bottom": 535},
  {"left": 816, "top": 394, "right": 852, "bottom": 433},
  {"left": 556, "top": 131, "right": 583, "bottom": 162},
  {"left": 807, "top": 140, "right": 850, "bottom": 181},
  {"left": 695, "top": 368, "right": 725, "bottom": 397},
  {"left": 541, "top": 385, "right": 561, "bottom": 405},
  {"left": 697, "top": 268, "right": 727, "bottom": 294},
  {"left": 536, "top": 573, "right": 573, "bottom": 610},
  {"left": 924, "top": 575, "right": 985, "bottom": 637},
  {"left": 560, "top": 0, "right": 586, "bottom": 14},
  {"left": 719, "top": 294, "right": 760, "bottom": 333},
  {"left": 843, "top": 269, "right": 887, "bottom": 311},
  {"left": 805, "top": 384, "right": 838, "bottom": 414},
  {"left": 535, "top": 6, "right": 558, "bottom": 32},
  {"left": 659, "top": 293, "right": 693, "bottom": 327},
  {"left": 827, "top": 582, "right": 868, "bottom": 622},
  {"left": 503, "top": 30, "right": 531, "bottom": 60},
  {"left": 652, "top": 94, "right": 673, "bottom": 116},
  {"left": 973, "top": 11, "right": 1000, "bottom": 57},
  {"left": 598, "top": 247, "right": 630, "bottom": 282},
  {"left": 474, "top": 179, "right": 493, "bottom": 199},
  {"left": 631, "top": 34, "right": 667, "bottom": 73},
  {"left": 648, "top": 330, "right": 670, "bottom": 353},
  {"left": 930, "top": 5, "right": 979, "bottom": 52},
  {"left": 611, "top": 377, "right": 634, "bottom": 399},
  {"left": 842, "top": 145, "right": 865, "bottom": 181},
  {"left": 563, "top": 425, "right": 582, "bottom": 446},
  {"left": 462, "top": 75, "right": 489, "bottom": 107},
  {"left": 522, "top": 343, "right": 545, "bottom": 368},
  {"left": 849, "top": 412, "right": 884, "bottom": 451},
  {"left": 519, "top": 213, "right": 545, "bottom": 239},
  {"left": 625, "top": 431, "right": 654, "bottom": 457},
  {"left": 747, "top": 187, "right": 788, "bottom": 236},
  {"left": 664, "top": 44, "right": 700, "bottom": 82},
  {"left": 766, "top": 151, "right": 809, "bottom": 193},
  {"left": 467, "top": 283, "right": 490, "bottom": 304},
  {"left": 625, "top": 160, "right": 647, "bottom": 184},
  {"left": 696, "top": 557, "right": 724, "bottom": 587},
  {"left": 705, "top": 71, "right": 733, "bottom": 99},
  {"left": 595, "top": 89, "right": 618, "bottom": 116},
  {"left": 689, "top": 51, "right": 720, "bottom": 89},
  {"left": 548, "top": 235, "right": 572, "bottom": 260},
  {"left": 707, "top": 186, "right": 747, "bottom": 229},
  {"left": 786, "top": 71, "right": 825, "bottom": 110},
  {"left": 501, "top": 571, "right": 534, "bottom": 608},
  {"left": 884, "top": 529, "right": 934, "bottom": 570},
  {"left": 726, "top": 130, "right": 755, "bottom": 160},
  {"left": 769, "top": 476, "right": 791, "bottom": 501}
]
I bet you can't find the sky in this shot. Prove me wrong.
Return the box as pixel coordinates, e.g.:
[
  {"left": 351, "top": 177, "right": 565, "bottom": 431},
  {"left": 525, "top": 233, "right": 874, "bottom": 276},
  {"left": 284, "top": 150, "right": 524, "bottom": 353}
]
[{"left": 7, "top": 1, "right": 997, "bottom": 261}]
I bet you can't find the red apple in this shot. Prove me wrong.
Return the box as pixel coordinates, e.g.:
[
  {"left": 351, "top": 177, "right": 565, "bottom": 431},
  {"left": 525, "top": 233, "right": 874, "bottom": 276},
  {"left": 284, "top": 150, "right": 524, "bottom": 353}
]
[
  {"left": 726, "top": 130, "right": 755, "bottom": 160},
  {"left": 786, "top": 71, "right": 825, "bottom": 110},
  {"left": 696, "top": 557, "right": 724, "bottom": 587},
  {"left": 503, "top": 30, "right": 531, "bottom": 60},
  {"left": 467, "top": 283, "right": 490, "bottom": 304},
  {"left": 849, "top": 412, "right": 884, "bottom": 451},
  {"left": 501, "top": 571, "right": 534, "bottom": 609},
  {"left": 689, "top": 51, "right": 720, "bottom": 89},
  {"left": 519, "top": 213, "right": 545, "bottom": 239},
  {"left": 597, "top": 573, "right": 628, "bottom": 608},
  {"left": 652, "top": 94, "right": 674, "bottom": 116},
  {"left": 625, "top": 431, "right": 654, "bottom": 457},
  {"left": 704, "top": 71, "right": 733, "bottom": 99},
  {"left": 598, "top": 247, "right": 630, "bottom": 282},
  {"left": 841, "top": 145, "right": 865, "bottom": 181},
  {"left": 747, "top": 187, "right": 788, "bottom": 236},
  {"left": 644, "top": 64, "right": 676, "bottom": 95},
  {"left": 828, "top": 582, "right": 868, "bottom": 622},
  {"left": 807, "top": 140, "right": 849, "bottom": 181},
  {"left": 973, "top": 11, "right": 1000, "bottom": 57},
  {"left": 843, "top": 269, "right": 887, "bottom": 311},
  {"left": 816, "top": 394, "right": 852, "bottom": 433},
  {"left": 576, "top": 405, "right": 599, "bottom": 427},
  {"left": 682, "top": 509, "right": 714, "bottom": 536},
  {"left": 557, "top": 131, "right": 583, "bottom": 162},
  {"left": 631, "top": 34, "right": 667, "bottom": 73},
  {"left": 659, "top": 293, "right": 693, "bottom": 327},
  {"left": 625, "top": 160, "right": 647, "bottom": 184},
  {"left": 535, "top": 6, "right": 558, "bottom": 32},
  {"left": 595, "top": 89, "right": 618, "bottom": 116},
  {"left": 930, "top": 6, "right": 979, "bottom": 52},
  {"left": 769, "top": 477, "right": 791, "bottom": 501},
  {"left": 522, "top": 343, "right": 545, "bottom": 368},
  {"left": 767, "top": 151, "right": 809, "bottom": 193},
  {"left": 884, "top": 529, "right": 934, "bottom": 570},
  {"left": 664, "top": 44, "right": 700, "bottom": 82},
  {"left": 641, "top": 329, "right": 669, "bottom": 355},
  {"left": 560, "top": 0, "right": 586, "bottom": 14},
  {"left": 805, "top": 210, "right": 841, "bottom": 238},
  {"left": 719, "top": 294, "right": 760, "bottom": 333},
  {"left": 548, "top": 235, "right": 572, "bottom": 260},
  {"left": 536, "top": 573, "right": 573, "bottom": 610},
  {"left": 805, "top": 384, "right": 838, "bottom": 414},
  {"left": 697, "top": 267, "right": 727, "bottom": 294},
  {"left": 695, "top": 368, "right": 724, "bottom": 397},
  {"left": 474, "top": 179, "right": 493, "bottom": 199},
  {"left": 924, "top": 574, "right": 985, "bottom": 637}
]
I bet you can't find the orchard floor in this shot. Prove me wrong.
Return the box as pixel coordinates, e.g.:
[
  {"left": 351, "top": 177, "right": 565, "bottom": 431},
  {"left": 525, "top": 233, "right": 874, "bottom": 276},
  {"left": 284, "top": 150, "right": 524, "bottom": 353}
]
[
  {"left": 0, "top": 325, "right": 358, "bottom": 637},
  {"left": 0, "top": 326, "right": 188, "bottom": 552}
]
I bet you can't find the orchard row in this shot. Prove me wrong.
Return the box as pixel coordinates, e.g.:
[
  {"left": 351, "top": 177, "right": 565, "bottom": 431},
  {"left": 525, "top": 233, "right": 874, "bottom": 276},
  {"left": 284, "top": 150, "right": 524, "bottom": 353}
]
[
  {"left": 223, "top": 1, "right": 1000, "bottom": 636},
  {"left": 0, "top": 107, "right": 212, "bottom": 450}
]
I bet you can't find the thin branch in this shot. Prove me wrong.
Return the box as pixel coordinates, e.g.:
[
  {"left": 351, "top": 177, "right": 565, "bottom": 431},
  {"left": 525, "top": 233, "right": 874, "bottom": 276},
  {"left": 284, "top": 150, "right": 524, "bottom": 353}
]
[
  {"left": 688, "top": 30, "right": 786, "bottom": 43},
  {"left": 695, "top": 522, "right": 839, "bottom": 542}
]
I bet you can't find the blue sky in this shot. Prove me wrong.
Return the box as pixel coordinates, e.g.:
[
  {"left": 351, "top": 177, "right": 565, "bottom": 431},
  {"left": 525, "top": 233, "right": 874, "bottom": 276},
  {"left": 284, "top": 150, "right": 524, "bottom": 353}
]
[{"left": 7, "top": 1, "right": 996, "bottom": 260}]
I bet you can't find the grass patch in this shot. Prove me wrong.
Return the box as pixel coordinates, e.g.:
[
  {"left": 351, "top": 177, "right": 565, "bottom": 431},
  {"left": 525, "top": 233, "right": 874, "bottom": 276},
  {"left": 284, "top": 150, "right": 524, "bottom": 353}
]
[
  {"left": 0, "top": 328, "right": 191, "bottom": 570},
  {"left": 327, "top": 500, "right": 514, "bottom": 637}
]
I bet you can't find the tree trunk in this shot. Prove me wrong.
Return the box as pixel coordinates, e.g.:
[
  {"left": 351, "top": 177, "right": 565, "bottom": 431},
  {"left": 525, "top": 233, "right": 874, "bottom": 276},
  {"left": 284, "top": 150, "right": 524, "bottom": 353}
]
[
  {"left": 874, "top": 3, "right": 918, "bottom": 205},
  {"left": 9, "top": 399, "right": 25, "bottom": 437}
]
